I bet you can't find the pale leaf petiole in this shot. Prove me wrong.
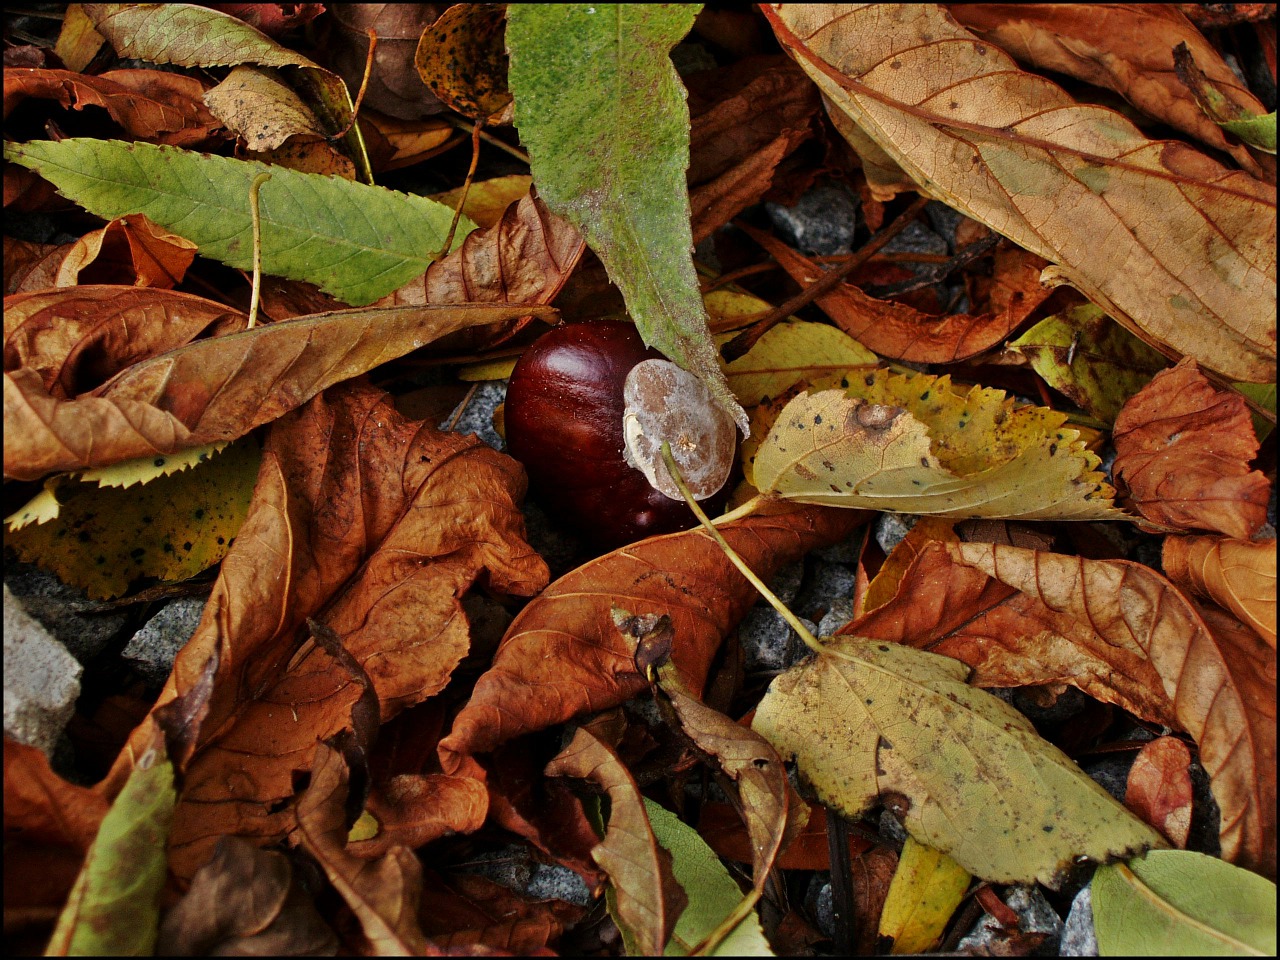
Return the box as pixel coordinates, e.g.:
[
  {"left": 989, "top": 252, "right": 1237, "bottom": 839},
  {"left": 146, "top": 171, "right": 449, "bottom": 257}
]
[{"left": 246, "top": 171, "right": 272, "bottom": 330}]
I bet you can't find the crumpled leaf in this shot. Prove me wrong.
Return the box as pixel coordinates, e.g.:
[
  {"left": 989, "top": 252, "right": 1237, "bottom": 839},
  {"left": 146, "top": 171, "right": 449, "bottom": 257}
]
[
  {"left": 203, "top": 65, "right": 328, "bottom": 152},
  {"left": 721, "top": 320, "right": 877, "bottom": 407},
  {"left": 206, "top": 3, "right": 325, "bottom": 38},
  {"left": 1093, "top": 850, "right": 1276, "bottom": 956},
  {"left": 414, "top": 3, "right": 511, "bottom": 121},
  {"left": 3, "top": 236, "right": 62, "bottom": 294},
  {"left": 2, "top": 67, "right": 224, "bottom": 149},
  {"left": 438, "top": 500, "right": 865, "bottom": 773},
  {"left": 1112, "top": 357, "right": 1270, "bottom": 539},
  {"left": 291, "top": 741, "right": 436, "bottom": 956},
  {"left": 546, "top": 720, "right": 686, "bottom": 957},
  {"left": 100, "top": 382, "right": 546, "bottom": 881},
  {"left": 750, "top": 369, "right": 1123, "bottom": 520},
  {"left": 1007, "top": 303, "right": 1169, "bottom": 423},
  {"left": 416, "top": 870, "right": 585, "bottom": 955},
  {"left": 6, "top": 437, "right": 258, "bottom": 599},
  {"left": 44, "top": 727, "right": 175, "bottom": 957},
  {"left": 4, "top": 299, "right": 554, "bottom": 481},
  {"left": 951, "top": 4, "right": 1276, "bottom": 178},
  {"left": 848, "top": 540, "right": 1277, "bottom": 876},
  {"left": 5, "top": 138, "right": 471, "bottom": 306},
  {"left": 877, "top": 837, "right": 970, "bottom": 955},
  {"left": 1125, "top": 737, "right": 1194, "bottom": 849},
  {"left": 741, "top": 223, "right": 1054, "bottom": 364},
  {"left": 347, "top": 773, "right": 488, "bottom": 860},
  {"left": 327, "top": 3, "right": 446, "bottom": 121},
  {"left": 49, "top": 212, "right": 198, "bottom": 290},
  {"left": 762, "top": 4, "right": 1277, "bottom": 384},
  {"left": 83, "top": 2, "right": 371, "bottom": 180},
  {"left": 1163, "top": 535, "right": 1276, "bottom": 648},
  {"left": 157, "top": 835, "right": 338, "bottom": 956},
  {"left": 752, "top": 635, "right": 1163, "bottom": 886},
  {"left": 506, "top": 4, "right": 749, "bottom": 434},
  {"left": 1174, "top": 41, "right": 1278, "bottom": 155}
]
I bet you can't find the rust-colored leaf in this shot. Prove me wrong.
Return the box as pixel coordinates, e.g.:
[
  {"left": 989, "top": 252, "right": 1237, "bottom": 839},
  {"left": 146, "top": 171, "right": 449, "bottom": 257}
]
[
  {"left": 847, "top": 540, "right": 1277, "bottom": 876},
  {"left": 1112, "top": 357, "right": 1270, "bottom": 539},
  {"left": 763, "top": 4, "right": 1276, "bottom": 384},
  {"left": 1125, "top": 737, "right": 1194, "bottom": 849},
  {"left": 950, "top": 4, "right": 1276, "bottom": 181},
  {"left": 1164, "top": 536, "right": 1276, "bottom": 648},
  {"left": 4, "top": 738, "right": 109, "bottom": 853},
  {"left": 4, "top": 300, "right": 555, "bottom": 480},
  {"left": 438, "top": 500, "right": 866, "bottom": 772},
  {"left": 347, "top": 774, "right": 487, "bottom": 860},
  {"left": 417, "top": 871, "right": 586, "bottom": 955},
  {"left": 2, "top": 67, "right": 224, "bottom": 148},
  {"left": 742, "top": 223, "right": 1053, "bottom": 363},
  {"left": 3, "top": 237, "right": 63, "bottom": 294},
  {"left": 50, "top": 214, "right": 197, "bottom": 290},
  {"left": 96, "top": 382, "right": 545, "bottom": 880},
  {"left": 157, "top": 835, "right": 337, "bottom": 955},
  {"left": 545, "top": 720, "right": 686, "bottom": 957},
  {"left": 697, "top": 799, "right": 871, "bottom": 871},
  {"left": 292, "top": 742, "right": 438, "bottom": 956}
]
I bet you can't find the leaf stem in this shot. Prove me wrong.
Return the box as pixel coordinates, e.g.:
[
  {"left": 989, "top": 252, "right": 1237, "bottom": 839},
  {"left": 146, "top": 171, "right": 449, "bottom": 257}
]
[
  {"left": 246, "top": 172, "right": 272, "bottom": 330},
  {"left": 660, "top": 443, "right": 824, "bottom": 655}
]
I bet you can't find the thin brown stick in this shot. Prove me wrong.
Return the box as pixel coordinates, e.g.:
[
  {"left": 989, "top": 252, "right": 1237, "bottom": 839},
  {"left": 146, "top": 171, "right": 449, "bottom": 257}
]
[
  {"left": 445, "top": 114, "right": 531, "bottom": 164},
  {"left": 330, "top": 28, "right": 377, "bottom": 140},
  {"left": 436, "top": 118, "right": 485, "bottom": 257},
  {"left": 720, "top": 195, "right": 929, "bottom": 362}
]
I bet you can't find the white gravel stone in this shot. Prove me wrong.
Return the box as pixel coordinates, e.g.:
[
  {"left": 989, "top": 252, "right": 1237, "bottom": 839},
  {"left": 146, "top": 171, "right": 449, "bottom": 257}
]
[{"left": 3, "top": 584, "right": 83, "bottom": 756}]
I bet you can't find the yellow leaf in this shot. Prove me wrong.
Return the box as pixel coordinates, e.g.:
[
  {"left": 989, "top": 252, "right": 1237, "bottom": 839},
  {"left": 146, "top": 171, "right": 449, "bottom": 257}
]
[
  {"left": 430, "top": 174, "right": 533, "bottom": 229},
  {"left": 721, "top": 321, "right": 877, "bottom": 407},
  {"left": 750, "top": 369, "right": 1124, "bottom": 520},
  {"left": 879, "top": 837, "right": 971, "bottom": 954}
]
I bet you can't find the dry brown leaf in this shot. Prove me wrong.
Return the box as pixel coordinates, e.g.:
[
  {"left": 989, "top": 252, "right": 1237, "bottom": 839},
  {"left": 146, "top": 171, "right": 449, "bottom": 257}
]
[
  {"left": 95, "top": 382, "right": 545, "bottom": 880},
  {"left": 203, "top": 65, "right": 328, "bottom": 151},
  {"left": 414, "top": 3, "right": 511, "bottom": 121},
  {"left": 156, "top": 835, "right": 338, "bottom": 956},
  {"left": 545, "top": 720, "right": 687, "bottom": 957},
  {"left": 846, "top": 540, "right": 1277, "bottom": 875},
  {"left": 3, "top": 237, "right": 63, "bottom": 294},
  {"left": 685, "top": 55, "right": 819, "bottom": 243},
  {"left": 1163, "top": 536, "right": 1277, "bottom": 648},
  {"left": 417, "top": 871, "right": 586, "bottom": 955},
  {"left": 742, "top": 224, "right": 1053, "bottom": 363},
  {"left": 1112, "top": 357, "right": 1270, "bottom": 539},
  {"left": 950, "top": 4, "right": 1276, "bottom": 181},
  {"left": 49, "top": 214, "right": 197, "bottom": 290},
  {"left": 438, "top": 500, "right": 866, "bottom": 772},
  {"left": 4, "top": 286, "right": 244, "bottom": 398},
  {"left": 292, "top": 742, "right": 439, "bottom": 956},
  {"left": 3, "top": 67, "right": 224, "bottom": 148},
  {"left": 326, "top": 4, "right": 446, "bottom": 120},
  {"left": 763, "top": 4, "right": 1276, "bottom": 384},
  {"left": 347, "top": 774, "right": 487, "bottom": 860},
  {"left": 1125, "top": 736, "right": 1194, "bottom": 849},
  {"left": 697, "top": 799, "right": 871, "bottom": 870},
  {"left": 3, "top": 738, "right": 109, "bottom": 853},
  {"left": 4, "top": 301, "right": 555, "bottom": 480}
]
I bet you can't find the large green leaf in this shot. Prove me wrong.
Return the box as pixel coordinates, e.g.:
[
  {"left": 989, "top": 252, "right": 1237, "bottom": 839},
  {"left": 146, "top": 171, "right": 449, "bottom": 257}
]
[
  {"left": 1093, "top": 850, "right": 1275, "bottom": 956},
  {"left": 44, "top": 735, "right": 175, "bottom": 956},
  {"left": 4, "top": 139, "right": 472, "bottom": 306},
  {"left": 506, "top": 4, "right": 748, "bottom": 433}
]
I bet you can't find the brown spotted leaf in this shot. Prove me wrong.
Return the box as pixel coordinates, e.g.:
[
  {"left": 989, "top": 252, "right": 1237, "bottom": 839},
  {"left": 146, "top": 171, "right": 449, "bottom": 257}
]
[{"left": 1112, "top": 357, "right": 1270, "bottom": 538}]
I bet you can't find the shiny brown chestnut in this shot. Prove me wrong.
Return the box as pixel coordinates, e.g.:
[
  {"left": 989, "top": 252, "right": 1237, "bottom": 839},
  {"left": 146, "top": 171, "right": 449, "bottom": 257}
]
[{"left": 505, "top": 319, "right": 737, "bottom": 551}]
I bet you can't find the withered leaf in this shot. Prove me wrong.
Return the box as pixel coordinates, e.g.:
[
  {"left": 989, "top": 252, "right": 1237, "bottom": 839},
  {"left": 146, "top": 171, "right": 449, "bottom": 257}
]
[
  {"left": 1163, "top": 536, "right": 1276, "bottom": 648},
  {"left": 35, "top": 214, "right": 197, "bottom": 291},
  {"left": 438, "top": 500, "right": 865, "bottom": 772},
  {"left": 414, "top": 3, "right": 511, "bottom": 121},
  {"left": 417, "top": 871, "right": 585, "bottom": 955},
  {"left": 347, "top": 774, "right": 487, "bottom": 860},
  {"left": 1125, "top": 737, "right": 1194, "bottom": 849},
  {"left": 1112, "top": 357, "right": 1270, "bottom": 539}
]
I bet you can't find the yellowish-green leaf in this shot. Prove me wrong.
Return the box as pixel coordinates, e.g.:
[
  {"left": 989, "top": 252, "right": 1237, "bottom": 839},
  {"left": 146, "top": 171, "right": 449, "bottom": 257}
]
[
  {"left": 703, "top": 287, "right": 771, "bottom": 332},
  {"left": 752, "top": 637, "right": 1163, "bottom": 886},
  {"left": 347, "top": 811, "right": 381, "bottom": 844},
  {"left": 45, "top": 735, "right": 175, "bottom": 956},
  {"left": 1221, "top": 111, "right": 1276, "bottom": 153},
  {"left": 879, "top": 837, "right": 971, "bottom": 954},
  {"left": 750, "top": 369, "right": 1123, "bottom": 520},
  {"left": 430, "top": 175, "right": 534, "bottom": 230},
  {"left": 641, "top": 798, "right": 774, "bottom": 957},
  {"left": 6, "top": 439, "right": 259, "bottom": 599},
  {"left": 1008, "top": 304, "right": 1168, "bottom": 423},
  {"left": 721, "top": 321, "right": 877, "bottom": 407},
  {"left": 458, "top": 357, "right": 518, "bottom": 382},
  {"left": 83, "top": 442, "right": 230, "bottom": 490},
  {"left": 1093, "top": 850, "right": 1275, "bottom": 956}
]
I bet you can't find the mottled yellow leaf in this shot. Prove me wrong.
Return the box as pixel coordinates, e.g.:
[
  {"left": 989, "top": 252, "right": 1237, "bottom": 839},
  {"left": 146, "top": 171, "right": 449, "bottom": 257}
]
[
  {"left": 879, "top": 837, "right": 971, "bottom": 954},
  {"left": 721, "top": 321, "right": 877, "bottom": 407}
]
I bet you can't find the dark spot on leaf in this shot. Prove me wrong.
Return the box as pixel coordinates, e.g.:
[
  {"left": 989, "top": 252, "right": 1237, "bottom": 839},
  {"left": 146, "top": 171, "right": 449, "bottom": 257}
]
[
  {"left": 155, "top": 458, "right": 166, "bottom": 467},
  {"left": 130, "top": 548, "right": 145, "bottom": 559},
  {"left": 814, "top": 414, "right": 823, "bottom": 425},
  {"left": 183, "top": 542, "right": 193, "bottom": 552},
  {"left": 77, "top": 531, "right": 91, "bottom": 543},
  {"left": 194, "top": 508, "right": 205, "bottom": 520}
]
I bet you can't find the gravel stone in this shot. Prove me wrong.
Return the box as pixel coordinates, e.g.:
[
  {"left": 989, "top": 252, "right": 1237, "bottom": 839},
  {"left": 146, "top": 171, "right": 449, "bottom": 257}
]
[
  {"left": 795, "top": 560, "right": 857, "bottom": 623},
  {"left": 817, "top": 597, "right": 855, "bottom": 637},
  {"left": 879, "top": 809, "right": 908, "bottom": 846},
  {"left": 122, "top": 597, "right": 206, "bottom": 687},
  {"left": 1080, "top": 754, "right": 1134, "bottom": 805},
  {"left": 810, "top": 879, "right": 835, "bottom": 940},
  {"left": 874, "top": 513, "right": 919, "bottom": 556},
  {"left": 881, "top": 218, "right": 948, "bottom": 258},
  {"left": 765, "top": 182, "right": 861, "bottom": 256},
  {"left": 769, "top": 561, "right": 805, "bottom": 606},
  {"left": 4, "top": 584, "right": 82, "bottom": 756},
  {"left": 1059, "top": 884, "right": 1099, "bottom": 956},
  {"left": 739, "top": 605, "right": 818, "bottom": 672},
  {"left": 525, "top": 863, "right": 593, "bottom": 906},
  {"left": 4, "top": 561, "right": 127, "bottom": 665},
  {"left": 447, "top": 380, "right": 507, "bottom": 452},
  {"left": 924, "top": 201, "right": 966, "bottom": 252},
  {"left": 957, "top": 885, "right": 1063, "bottom": 955}
]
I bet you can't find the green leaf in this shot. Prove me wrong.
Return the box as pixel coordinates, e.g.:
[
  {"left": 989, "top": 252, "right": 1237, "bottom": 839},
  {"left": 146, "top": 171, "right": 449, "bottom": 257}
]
[
  {"left": 641, "top": 798, "right": 774, "bottom": 956},
  {"left": 44, "top": 734, "right": 176, "bottom": 956},
  {"left": 1008, "top": 304, "right": 1168, "bottom": 424},
  {"left": 4, "top": 139, "right": 472, "bottom": 306},
  {"left": 1221, "top": 111, "right": 1276, "bottom": 153},
  {"left": 506, "top": 4, "right": 748, "bottom": 433},
  {"left": 752, "top": 637, "right": 1163, "bottom": 886},
  {"left": 1093, "top": 850, "right": 1276, "bottom": 956}
]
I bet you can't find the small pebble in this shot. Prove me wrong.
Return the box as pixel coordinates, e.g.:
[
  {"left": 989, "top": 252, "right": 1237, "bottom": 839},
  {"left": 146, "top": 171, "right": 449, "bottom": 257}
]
[
  {"left": 765, "top": 182, "right": 861, "bottom": 256},
  {"left": 874, "top": 513, "right": 919, "bottom": 556},
  {"left": 447, "top": 380, "right": 507, "bottom": 452},
  {"left": 1059, "top": 884, "right": 1098, "bottom": 956},
  {"left": 122, "top": 597, "right": 206, "bottom": 688},
  {"left": 4, "top": 585, "right": 82, "bottom": 756},
  {"left": 956, "top": 885, "right": 1063, "bottom": 956}
]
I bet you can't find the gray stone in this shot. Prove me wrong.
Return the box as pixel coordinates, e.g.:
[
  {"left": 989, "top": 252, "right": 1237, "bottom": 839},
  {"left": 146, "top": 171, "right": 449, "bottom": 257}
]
[
  {"left": 446, "top": 380, "right": 507, "bottom": 452},
  {"left": 874, "top": 513, "right": 919, "bottom": 556},
  {"left": 812, "top": 533, "right": 864, "bottom": 564},
  {"left": 4, "top": 585, "right": 82, "bottom": 756},
  {"left": 122, "top": 597, "right": 206, "bottom": 687},
  {"left": 1059, "top": 884, "right": 1098, "bottom": 956},
  {"left": 878, "top": 808, "right": 908, "bottom": 845},
  {"left": 739, "top": 605, "right": 818, "bottom": 672},
  {"left": 765, "top": 183, "right": 861, "bottom": 257},
  {"left": 458, "top": 844, "right": 535, "bottom": 891},
  {"left": 924, "top": 201, "right": 966, "bottom": 252},
  {"left": 519, "top": 499, "right": 588, "bottom": 581},
  {"left": 769, "top": 561, "right": 805, "bottom": 606},
  {"left": 526, "top": 862, "right": 593, "bottom": 906},
  {"left": 4, "top": 561, "right": 127, "bottom": 665},
  {"left": 810, "top": 879, "right": 835, "bottom": 940},
  {"left": 1081, "top": 754, "right": 1134, "bottom": 805},
  {"left": 795, "top": 560, "right": 857, "bottom": 623},
  {"left": 956, "top": 885, "right": 1063, "bottom": 956},
  {"left": 817, "top": 597, "right": 855, "bottom": 638},
  {"left": 881, "top": 219, "right": 948, "bottom": 258}
]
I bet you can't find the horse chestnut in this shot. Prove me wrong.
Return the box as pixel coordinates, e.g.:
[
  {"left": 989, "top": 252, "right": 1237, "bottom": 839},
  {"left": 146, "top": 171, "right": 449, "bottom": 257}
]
[{"left": 505, "top": 319, "right": 737, "bottom": 550}]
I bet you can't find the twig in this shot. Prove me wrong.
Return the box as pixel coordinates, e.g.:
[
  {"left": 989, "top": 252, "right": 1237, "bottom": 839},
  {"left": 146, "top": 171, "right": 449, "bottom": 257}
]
[
  {"left": 721, "top": 195, "right": 929, "bottom": 362},
  {"left": 862, "top": 232, "right": 1001, "bottom": 298},
  {"left": 826, "top": 807, "right": 857, "bottom": 957},
  {"left": 445, "top": 114, "right": 531, "bottom": 165}
]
